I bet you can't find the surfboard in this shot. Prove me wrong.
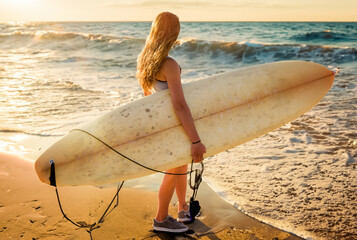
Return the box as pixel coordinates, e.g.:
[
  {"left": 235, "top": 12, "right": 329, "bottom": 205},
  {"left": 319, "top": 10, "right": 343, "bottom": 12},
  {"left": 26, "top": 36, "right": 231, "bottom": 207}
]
[{"left": 35, "top": 61, "right": 335, "bottom": 186}]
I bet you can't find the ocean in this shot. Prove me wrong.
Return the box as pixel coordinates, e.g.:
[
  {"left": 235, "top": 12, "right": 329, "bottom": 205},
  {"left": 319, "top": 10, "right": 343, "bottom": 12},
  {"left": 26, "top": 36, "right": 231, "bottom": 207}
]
[{"left": 0, "top": 22, "right": 356, "bottom": 239}]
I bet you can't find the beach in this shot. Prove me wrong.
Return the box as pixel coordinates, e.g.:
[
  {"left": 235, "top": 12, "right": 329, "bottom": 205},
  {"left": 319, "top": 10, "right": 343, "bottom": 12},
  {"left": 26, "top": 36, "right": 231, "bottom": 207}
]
[
  {"left": 0, "top": 151, "right": 302, "bottom": 240},
  {"left": 1, "top": 21, "right": 356, "bottom": 239}
]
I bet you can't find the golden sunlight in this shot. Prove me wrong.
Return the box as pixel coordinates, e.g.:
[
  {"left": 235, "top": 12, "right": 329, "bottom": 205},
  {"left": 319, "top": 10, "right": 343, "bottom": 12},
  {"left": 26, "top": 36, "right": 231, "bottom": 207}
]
[
  {"left": 5, "top": 0, "right": 35, "bottom": 5},
  {"left": 0, "top": 0, "right": 45, "bottom": 21},
  {"left": 1, "top": 0, "right": 41, "bottom": 10}
]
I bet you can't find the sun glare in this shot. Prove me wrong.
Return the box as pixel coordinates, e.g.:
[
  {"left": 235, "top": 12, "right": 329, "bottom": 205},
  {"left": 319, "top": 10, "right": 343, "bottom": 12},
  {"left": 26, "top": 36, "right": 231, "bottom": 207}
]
[
  {"left": 2, "top": 0, "right": 41, "bottom": 9},
  {"left": 1, "top": 0, "right": 43, "bottom": 21},
  {"left": 6, "top": 0, "right": 35, "bottom": 5}
]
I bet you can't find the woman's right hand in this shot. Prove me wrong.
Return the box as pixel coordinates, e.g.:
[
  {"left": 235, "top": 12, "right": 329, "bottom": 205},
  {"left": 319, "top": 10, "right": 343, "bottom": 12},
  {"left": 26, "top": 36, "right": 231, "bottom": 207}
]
[{"left": 191, "top": 142, "right": 206, "bottom": 163}]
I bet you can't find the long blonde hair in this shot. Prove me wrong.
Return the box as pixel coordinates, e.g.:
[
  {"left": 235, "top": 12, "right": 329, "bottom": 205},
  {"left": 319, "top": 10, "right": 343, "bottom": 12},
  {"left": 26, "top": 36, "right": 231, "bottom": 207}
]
[{"left": 136, "top": 12, "right": 180, "bottom": 92}]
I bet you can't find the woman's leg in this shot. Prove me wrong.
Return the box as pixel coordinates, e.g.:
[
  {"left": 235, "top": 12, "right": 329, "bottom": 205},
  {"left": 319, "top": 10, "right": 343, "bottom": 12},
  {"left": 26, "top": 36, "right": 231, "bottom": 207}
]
[
  {"left": 175, "top": 165, "right": 189, "bottom": 212},
  {"left": 155, "top": 167, "right": 180, "bottom": 222}
]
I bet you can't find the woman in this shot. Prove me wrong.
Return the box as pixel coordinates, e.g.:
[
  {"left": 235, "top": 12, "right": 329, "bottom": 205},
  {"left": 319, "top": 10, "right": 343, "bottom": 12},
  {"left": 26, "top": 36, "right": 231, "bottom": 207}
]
[{"left": 136, "top": 12, "right": 206, "bottom": 233}]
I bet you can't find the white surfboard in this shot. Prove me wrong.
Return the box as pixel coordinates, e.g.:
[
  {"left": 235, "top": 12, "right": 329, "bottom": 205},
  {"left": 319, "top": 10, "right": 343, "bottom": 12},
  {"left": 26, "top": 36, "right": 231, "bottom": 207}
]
[{"left": 35, "top": 61, "right": 335, "bottom": 186}]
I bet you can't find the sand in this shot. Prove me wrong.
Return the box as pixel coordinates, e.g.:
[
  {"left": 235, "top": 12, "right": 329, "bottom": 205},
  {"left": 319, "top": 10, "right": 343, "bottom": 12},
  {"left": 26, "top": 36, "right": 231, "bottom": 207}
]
[{"left": 0, "top": 151, "right": 302, "bottom": 240}]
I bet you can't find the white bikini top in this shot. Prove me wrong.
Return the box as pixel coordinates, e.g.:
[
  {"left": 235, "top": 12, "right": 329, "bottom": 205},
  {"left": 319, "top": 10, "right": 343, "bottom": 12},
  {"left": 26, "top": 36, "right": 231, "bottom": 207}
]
[
  {"left": 151, "top": 65, "right": 181, "bottom": 93},
  {"left": 152, "top": 79, "right": 168, "bottom": 93}
]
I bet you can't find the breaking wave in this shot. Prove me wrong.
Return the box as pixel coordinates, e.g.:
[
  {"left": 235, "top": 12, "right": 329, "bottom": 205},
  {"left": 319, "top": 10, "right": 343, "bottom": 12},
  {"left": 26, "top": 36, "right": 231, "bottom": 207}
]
[
  {"left": 290, "top": 30, "right": 357, "bottom": 42},
  {"left": 1, "top": 30, "right": 356, "bottom": 65},
  {"left": 174, "top": 39, "right": 357, "bottom": 64},
  {"left": 0, "top": 30, "right": 145, "bottom": 51}
]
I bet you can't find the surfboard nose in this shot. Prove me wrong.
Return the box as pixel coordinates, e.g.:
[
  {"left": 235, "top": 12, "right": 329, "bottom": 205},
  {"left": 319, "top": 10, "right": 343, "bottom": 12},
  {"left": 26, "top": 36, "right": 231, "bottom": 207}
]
[
  {"left": 329, "top": 69, "right": 336, "bottom": 87},
  {"left": 319, "top": 68, "right": 335, "bottom": 96}
]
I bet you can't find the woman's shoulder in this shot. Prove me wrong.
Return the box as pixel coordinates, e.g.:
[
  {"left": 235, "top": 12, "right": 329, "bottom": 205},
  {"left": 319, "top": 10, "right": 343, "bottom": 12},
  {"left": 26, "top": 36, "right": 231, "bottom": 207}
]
[
  {"left": 163, "top": 56, "right": 179, "bottom": 67},
  {"left": 163, "top": 56, "right": 180, "bottom": 72}
]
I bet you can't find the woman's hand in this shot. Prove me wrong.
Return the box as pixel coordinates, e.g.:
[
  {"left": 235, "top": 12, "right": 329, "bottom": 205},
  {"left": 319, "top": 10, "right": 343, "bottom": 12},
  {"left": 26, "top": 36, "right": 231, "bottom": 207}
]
[{"left": 191, "top": 142, "right": 206, "bottom": 163}]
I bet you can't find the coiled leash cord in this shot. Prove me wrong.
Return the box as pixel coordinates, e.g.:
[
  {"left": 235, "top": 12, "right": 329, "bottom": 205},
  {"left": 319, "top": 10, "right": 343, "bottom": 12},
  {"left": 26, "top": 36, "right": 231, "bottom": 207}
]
[
  {"left": 49, "top": 160, "right": 124, "bottom": 240},
  {"left": 49, "top": 129, "right": 204, "bottom": 239},
  {"left": 188, "top": 160, "right": 204, "bottom": 222}
]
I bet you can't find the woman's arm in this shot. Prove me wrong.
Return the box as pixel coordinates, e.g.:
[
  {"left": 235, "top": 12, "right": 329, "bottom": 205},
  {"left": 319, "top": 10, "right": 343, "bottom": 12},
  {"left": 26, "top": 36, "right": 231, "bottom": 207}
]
[{"left": 163, "top": 58, "right": 206, "bottom": 163}]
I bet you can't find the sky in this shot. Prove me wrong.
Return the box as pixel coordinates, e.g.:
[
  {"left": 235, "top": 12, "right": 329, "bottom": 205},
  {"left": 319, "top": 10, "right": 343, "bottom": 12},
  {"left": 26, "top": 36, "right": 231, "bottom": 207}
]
[{"left": 0, "top": 0, "right": 356, "bottom": 22}]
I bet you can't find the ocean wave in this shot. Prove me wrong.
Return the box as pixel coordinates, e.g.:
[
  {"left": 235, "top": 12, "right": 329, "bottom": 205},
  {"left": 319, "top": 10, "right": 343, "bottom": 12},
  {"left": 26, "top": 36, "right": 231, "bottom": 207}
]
[
  {"left": 0, "top": 30, "right": 145, "bottom": 51},
  {"left": 174, "top": 39, "right": 357, "bottom": 64},
  {"left": 1, "top": 30, "right": 356, "bottom": 65},
  {"left": 290, "top": 30, "right": 356, "bottom": 42},
  {"left": 0, "top": 30, "right": 129, "bottom": 42},
  {"left": 37, "top": 79, "right": 104, "bottom": 93},
  {"left": 0, "top": 128, "right": 61, "bottom": 137}
]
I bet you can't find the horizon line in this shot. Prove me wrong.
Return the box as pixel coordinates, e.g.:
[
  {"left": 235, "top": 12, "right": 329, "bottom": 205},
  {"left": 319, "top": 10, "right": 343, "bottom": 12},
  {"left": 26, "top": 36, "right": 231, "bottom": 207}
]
[{"left": 1, "top": 20, "right": 357, "bottom": 23}]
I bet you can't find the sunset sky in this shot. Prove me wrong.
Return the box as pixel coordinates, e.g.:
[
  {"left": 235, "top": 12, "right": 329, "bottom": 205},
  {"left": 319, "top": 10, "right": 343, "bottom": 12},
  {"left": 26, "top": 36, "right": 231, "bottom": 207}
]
[{"left": 0, "top": 0, "right": 356, "bottom": 22}]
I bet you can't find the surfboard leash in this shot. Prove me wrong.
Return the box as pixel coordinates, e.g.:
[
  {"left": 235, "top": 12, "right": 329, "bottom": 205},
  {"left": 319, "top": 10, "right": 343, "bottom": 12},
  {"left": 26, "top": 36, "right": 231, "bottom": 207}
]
[
  {"left": 49, "top": 160, "right": 124, "bottom": 240},
  {"left": 71, "top": 128, "right": 196, "bottom": 176},
  {"left": 70, "top": 129, "right": 205, "bottom": 218},
  {"left": 188, "top": 160, "right": 204, "bottom": 223},
  {"left": 48, "top": 129, "right": 204, "bottom": 238}
]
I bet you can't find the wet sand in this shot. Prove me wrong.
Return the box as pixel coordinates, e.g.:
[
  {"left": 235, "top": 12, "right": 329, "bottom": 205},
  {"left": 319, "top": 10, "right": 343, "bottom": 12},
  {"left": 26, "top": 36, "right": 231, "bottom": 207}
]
[{"left": 0, "top": 151, "right": 302, "bottom": 240}]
